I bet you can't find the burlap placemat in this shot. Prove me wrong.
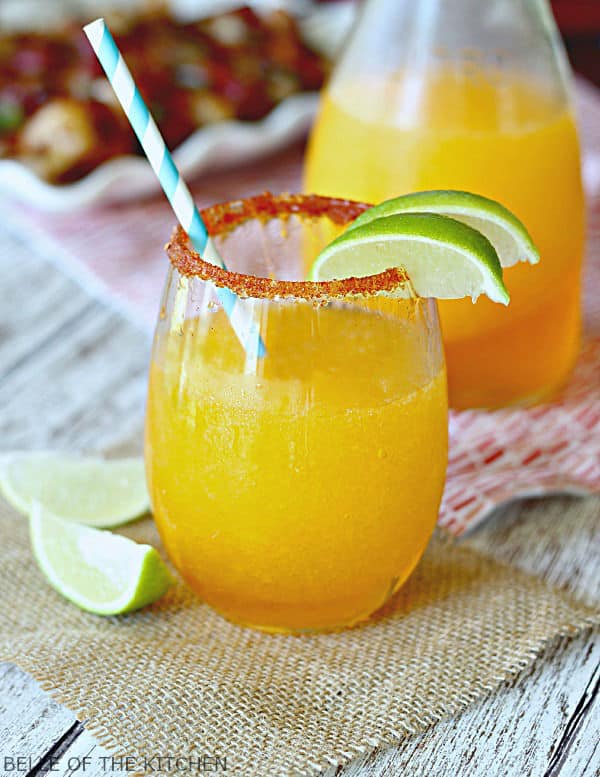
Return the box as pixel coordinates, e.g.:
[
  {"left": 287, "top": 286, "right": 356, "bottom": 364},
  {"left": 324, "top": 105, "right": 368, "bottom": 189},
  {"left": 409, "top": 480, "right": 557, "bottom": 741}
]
[{"left": 0, "top": 485, "right": 598, "bottom": 777}]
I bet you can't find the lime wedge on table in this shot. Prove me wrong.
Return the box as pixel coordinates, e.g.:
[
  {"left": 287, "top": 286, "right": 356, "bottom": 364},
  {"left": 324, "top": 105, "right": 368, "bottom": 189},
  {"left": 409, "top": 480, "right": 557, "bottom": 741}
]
[
  {"left": 310, "top": 212, "right": 509, "bottom": 304},
  {"left": 0, "top": 453, "right": 149, "bottom": 528},
  {"left": 347, "top": 190, "right": 539, "bottom": 268},
  {"left": 30, "top": 503, "right": 172, "bottom": 615}
]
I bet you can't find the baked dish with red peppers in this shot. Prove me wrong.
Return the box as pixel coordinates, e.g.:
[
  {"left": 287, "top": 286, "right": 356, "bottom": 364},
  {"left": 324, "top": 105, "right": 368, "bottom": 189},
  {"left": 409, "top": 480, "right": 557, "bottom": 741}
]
[{"left": 0, "top": 6, "right": 329, "bottom": 183}]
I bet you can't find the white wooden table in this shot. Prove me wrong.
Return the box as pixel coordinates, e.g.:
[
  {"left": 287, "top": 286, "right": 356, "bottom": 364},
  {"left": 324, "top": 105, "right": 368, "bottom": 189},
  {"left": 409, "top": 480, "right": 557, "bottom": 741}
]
[{"left": 0, "top": 223, "right": 598, "bottom": 777}]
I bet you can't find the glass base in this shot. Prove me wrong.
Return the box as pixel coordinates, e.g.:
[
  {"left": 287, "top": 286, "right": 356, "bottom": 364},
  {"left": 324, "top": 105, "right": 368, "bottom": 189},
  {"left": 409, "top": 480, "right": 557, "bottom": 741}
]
[{"left": 198, "top": 567, "right": 416, "bottom": 635}]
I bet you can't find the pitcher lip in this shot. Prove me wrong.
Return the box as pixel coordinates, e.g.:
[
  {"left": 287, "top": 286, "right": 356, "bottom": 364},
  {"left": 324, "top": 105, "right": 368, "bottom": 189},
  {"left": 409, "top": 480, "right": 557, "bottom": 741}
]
[{"left": 165, "top": 192, "right": 411, "bottom": 301}]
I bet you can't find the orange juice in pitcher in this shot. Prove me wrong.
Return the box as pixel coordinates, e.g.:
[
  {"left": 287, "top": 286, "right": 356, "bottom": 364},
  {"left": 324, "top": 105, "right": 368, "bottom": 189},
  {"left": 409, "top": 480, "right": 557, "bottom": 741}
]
[{"left": 305, "top": 0, "right": 585, "bottom": 408}]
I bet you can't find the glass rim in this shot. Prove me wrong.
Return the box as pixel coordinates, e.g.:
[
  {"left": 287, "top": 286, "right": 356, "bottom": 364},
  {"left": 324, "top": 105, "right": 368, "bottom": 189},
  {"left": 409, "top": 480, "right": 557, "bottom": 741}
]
[{"left": 165, "top": 193, "right": 412, "bottom": 301}]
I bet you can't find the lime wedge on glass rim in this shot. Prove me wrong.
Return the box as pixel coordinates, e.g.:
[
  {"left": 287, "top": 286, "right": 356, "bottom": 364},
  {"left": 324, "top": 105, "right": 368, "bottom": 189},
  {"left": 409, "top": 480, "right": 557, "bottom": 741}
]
[
  {"left": 346, "top": 190, "right": 540, "bottom": 268},
  {"left": 30, "top": 502, "right": 172, "bottom": 615},
  {"left": 0, "top": 453, "right": 149, "bottom": 528},
  {"left": 310, "top": 211, "right": 510, "bottom": 304}
]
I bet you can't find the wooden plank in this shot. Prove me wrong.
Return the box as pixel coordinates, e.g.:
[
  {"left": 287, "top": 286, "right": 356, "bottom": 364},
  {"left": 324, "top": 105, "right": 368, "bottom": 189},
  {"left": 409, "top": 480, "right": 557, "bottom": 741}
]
[
  {"left": 32, "top": 730, "right": 123, "bottom": 777},
  {"left": 0, "top": 664, "right": 76, "bottom": 771},
  {"left": 553, "top": 658, "right": 600, "bottom": 777},
  {"left": 466, "top": 495, "right": 599, "bottom": 605},
  {"left": 326, "top": 631, "right": 599, "bottom": 777},
  {"left": 0, "top": 238, "right": 149, "bottom": 453},
  {"left": 0, "top": 304, "right": 148, "bottom": 450},
  {"left": 0, "top": 248, "right": 90, "bottom": 379},
  {"left": 0, "top": 229, "right": 597, "bottom": 776}
]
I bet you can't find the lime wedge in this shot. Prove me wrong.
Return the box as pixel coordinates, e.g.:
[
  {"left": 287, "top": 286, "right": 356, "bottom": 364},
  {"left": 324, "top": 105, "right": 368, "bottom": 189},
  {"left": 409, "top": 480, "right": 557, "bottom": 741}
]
[
  {"left": 347, "top": 190, "right": 539, "bottom": 268},
  {"left": 30, "top": 502, "right": 173, "bottom": 615},
  {"left": 0, "top": 453, "right": 149, "bottom": 528},
  {"left": 310, "top": 212, "right": 509, "bottom": 304}
]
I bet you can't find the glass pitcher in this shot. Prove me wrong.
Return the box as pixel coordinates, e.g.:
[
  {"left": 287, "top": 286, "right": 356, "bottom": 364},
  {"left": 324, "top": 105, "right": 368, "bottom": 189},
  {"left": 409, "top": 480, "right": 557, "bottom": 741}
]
[{"left": 305, "top": 0, "right": 585, "bottom": 409}]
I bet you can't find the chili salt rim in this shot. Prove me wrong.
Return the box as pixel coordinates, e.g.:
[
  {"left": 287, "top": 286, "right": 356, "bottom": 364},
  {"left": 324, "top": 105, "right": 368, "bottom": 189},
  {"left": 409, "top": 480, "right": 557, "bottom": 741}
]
[{"left": 165, "top": 192, "right": 411, "bottom": 301}]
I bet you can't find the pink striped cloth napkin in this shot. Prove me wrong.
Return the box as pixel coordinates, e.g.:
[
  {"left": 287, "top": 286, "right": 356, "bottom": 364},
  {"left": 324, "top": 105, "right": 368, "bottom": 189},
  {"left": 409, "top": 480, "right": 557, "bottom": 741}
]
[{"left": 10, "top": 81, "right": 600, "bottom": 536}]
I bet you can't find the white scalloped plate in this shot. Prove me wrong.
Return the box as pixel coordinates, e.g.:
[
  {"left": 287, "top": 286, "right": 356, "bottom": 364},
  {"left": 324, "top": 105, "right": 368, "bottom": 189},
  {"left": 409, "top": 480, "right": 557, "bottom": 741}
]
[
  {"left": 0, "top": 0, "right": 356, "bottom": 212},
  {"left": 0, "top": 94, "right": 320, "bottom": 211}
]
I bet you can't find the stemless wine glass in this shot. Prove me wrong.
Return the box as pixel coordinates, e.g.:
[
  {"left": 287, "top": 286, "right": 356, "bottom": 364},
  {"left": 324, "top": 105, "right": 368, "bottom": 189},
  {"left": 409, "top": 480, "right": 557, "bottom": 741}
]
[
  {"left": 305, "top": 0, "right": 585, "bottom": 410},
  {"left": 145, "top": 194, "right": 448, "bottom": 633}
]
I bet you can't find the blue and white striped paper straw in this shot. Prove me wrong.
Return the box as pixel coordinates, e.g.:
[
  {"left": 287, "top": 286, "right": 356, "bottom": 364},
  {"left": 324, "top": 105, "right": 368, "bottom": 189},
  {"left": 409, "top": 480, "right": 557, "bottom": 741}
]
[{"left": 84, "top": 18, "right": 265, "bottom": 360}]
